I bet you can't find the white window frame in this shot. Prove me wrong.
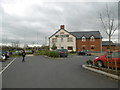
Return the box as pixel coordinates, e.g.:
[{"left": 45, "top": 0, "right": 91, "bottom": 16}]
[
  {"left": 61, "top": 37, "right": 63, "bottom": 42},
  {"left": 82, "top": 36, "right": 86, "bottom": 41},
  {"left": 90, "top": 36, "right": 95, "bottom": 41},
  {"left": 67, "top": 37, "right": 73, "bottom": 42},
  {"left": 52, "top": 38, "right": 57, "bottom": 43}
]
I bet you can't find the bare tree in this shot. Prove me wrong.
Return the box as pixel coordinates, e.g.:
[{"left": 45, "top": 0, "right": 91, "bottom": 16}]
[
  {"left": 11, "top": 40, "right": 20, "bottom": 49},
  {"left": 99, "top": 4, "right": 118, "bottom": 52},
  {"left": 99, "top": 4, "right": 118, "bottom": 70}
]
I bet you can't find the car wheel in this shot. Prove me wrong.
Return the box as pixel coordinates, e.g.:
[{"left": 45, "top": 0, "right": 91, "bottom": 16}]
[{"left": 96, "top": 61, "right": 104, "bottom": 67}]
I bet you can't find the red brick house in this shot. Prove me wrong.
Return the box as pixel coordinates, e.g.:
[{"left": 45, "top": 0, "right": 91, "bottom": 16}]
[
  {"left": 70, "top": 31, "right": 102, "bottom": 51},
  {"left": 102, "top": 41, "right": 116, "bottom": 51},
  {"left": 49, "top": 25, "right": 102, "bottom": 52}
]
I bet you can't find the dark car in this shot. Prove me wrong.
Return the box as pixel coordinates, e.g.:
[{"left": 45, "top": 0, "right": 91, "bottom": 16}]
[
  {"left": 86, "top": 50, "right": 91, "bottom": 56},
  {"left": 25, "top": 50, "right": 33, "bottom": 54},
  {"left": 0, "top": 52, "right": 7, "bottom": 61},
  {"left": 2, "top": 51, "right": 10, "bottom": 59},
  {"left": 56, "top": 49, "right": 68, "bottom": 57},
  {"left": 78, "top": 50, "right": 86, "bottom": 55},
  {"left": 78, "top": 50, "right": 91, "bottom": 56}
]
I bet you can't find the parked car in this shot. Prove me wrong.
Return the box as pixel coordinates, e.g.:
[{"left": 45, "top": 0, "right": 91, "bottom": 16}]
[
  {"left": 25, "top": 50, "right": 33, "bottom": 54},
  {"left": 56, "top": 49, "right": 68, "bottom": 57},
  {"left": 78, "top": 50, "right": 86, "bottom": 55},
  {"left": 85, "top": 50, "right": 91, "bottom": 56},
  {"left": 94, "top": 50, "right": 120, "bottom": 68},
  {"left": 0, "top": 52, "right": 7, "bottom": 62},
  {"left": 78, "top": 50, "right": 91, "bottom": 56},
  {"left": 2, "top": 51, "right": 10, "bottom": 59}
]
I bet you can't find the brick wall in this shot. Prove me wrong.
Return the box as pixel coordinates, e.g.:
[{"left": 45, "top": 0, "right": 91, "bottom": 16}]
[
  {"left": 102, "top": 45, "right": 116, "bottom": 51},
  {"left": 76, "top": 39, "right": 101, "bottom": 51}
]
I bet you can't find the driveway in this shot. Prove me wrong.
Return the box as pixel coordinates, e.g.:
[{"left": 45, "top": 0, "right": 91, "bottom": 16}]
[{"left": 2, "top": 55, "right": 118, "bottom": 88}]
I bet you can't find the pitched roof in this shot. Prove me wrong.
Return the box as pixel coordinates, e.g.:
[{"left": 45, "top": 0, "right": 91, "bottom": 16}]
[
  {"left": 69, "top": 31, "right": 101, "bottom": 39},
  {"left": 102, "top": 41, "right": 115, "bottom": 46},
  {"left": 49, "top": 29, "right": 72, "bottom": 39}
]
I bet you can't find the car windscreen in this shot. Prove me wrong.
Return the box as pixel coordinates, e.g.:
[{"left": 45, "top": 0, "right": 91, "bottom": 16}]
[
  {"left": 56, "top": 49, "right": 68, "bottom": 52},
  {"left": 56, "top": 49, "right": 62, "bottom": 52},
  {"left": 63, "top": 49, "right": 68, "bottom": 52},
  {"left": 112, "top": 52, "right": 120, "bottom": 58}
]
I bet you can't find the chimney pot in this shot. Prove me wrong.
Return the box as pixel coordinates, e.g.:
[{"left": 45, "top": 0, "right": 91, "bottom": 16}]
[{"left": 60, "top": 25, "right": 65, "bottom": 29}]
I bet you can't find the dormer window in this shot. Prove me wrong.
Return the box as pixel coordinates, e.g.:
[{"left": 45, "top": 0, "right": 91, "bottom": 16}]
[
  {"left": 82, "top": 36, "right": 86, "bottom": 41},
  {"left": 90, "top": 36, "right": 95, "bottom": 41},
  {"left": 52, "top": 38, "right": 57, "bottom": 43}
]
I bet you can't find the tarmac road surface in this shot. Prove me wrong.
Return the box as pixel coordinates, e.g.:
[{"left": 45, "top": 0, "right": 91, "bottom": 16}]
[{"left": 2, "top": 55, "right": 118, "bottom": 88}]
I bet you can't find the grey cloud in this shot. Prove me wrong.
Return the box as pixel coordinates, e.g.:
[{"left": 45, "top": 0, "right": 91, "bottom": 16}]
[{"left": 1, "top": 1, "right": 118, "bottom": 46}]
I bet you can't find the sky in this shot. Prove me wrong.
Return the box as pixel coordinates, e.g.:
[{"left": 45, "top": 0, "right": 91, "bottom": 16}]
[{"left": 0, "top": 0, "right": 119, "bottom": 47}]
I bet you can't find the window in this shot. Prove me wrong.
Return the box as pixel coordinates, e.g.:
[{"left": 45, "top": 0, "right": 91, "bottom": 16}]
[
  {"left": 82, "top": 45, "right": 86, "bottom": 50},
  {"left": 82, "top": 36, "right": 86, "bottom": 41},
  {"left": 61, "top": 47, "right": 64, "bottom": 49},
  {"left": 112, "top": 52, "right": 120, "bottom": 58},
  {"left": 107, "top": 47, "right": 109, "bottom": 49},
  {"left": 55, "top": 35, "right": 59, "bottom": 37},
  {"left": 90, "top": 36, "right": 95, "bottom": 41},
  {"left": 91, "top": 45, "right": 95, "bottom": 50},
  {"left": 68, "top": 46, "right": 73, "bottom": 50},
  {"left": 52, "top": 38, "right": 57, "bottom": 43},
  {"left": 61, "top": 38, "right": 63, "bottom": 42},
  {"left": 67, "top": 37, "right": 73, "bottom": 42}
]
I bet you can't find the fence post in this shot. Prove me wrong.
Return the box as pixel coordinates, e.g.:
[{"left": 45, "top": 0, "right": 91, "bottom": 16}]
[
  {"left": 114, "top": 58, "right": 117, "bottom": 75},
  {"left": 106, "top": 55, "right": 109, "bottom": 72}
]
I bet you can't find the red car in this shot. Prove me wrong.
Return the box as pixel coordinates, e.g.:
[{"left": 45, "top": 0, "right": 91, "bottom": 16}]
[{"left": 94, "top": 50, "right": 120, "bottom": 68}]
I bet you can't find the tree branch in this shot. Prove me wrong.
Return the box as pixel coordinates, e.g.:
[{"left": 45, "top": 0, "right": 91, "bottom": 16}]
[
  {"left": 100, "top": 13, "right": 109, "bottom": 35},
  {"left": 110, "top": 17, "right": 114, "bottom": 31},
  {"left": 111, "top": 26, "right": 118, "bottom": 36}
]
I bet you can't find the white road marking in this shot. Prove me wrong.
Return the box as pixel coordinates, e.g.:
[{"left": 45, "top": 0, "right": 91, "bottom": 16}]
[{"left": 0, "top": 58, "right": 16, "bottom": 74}]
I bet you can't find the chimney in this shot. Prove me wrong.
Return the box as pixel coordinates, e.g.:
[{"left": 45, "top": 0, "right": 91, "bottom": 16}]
[{"left": 60, "top": 25, "right": 65, "bottom": 29}]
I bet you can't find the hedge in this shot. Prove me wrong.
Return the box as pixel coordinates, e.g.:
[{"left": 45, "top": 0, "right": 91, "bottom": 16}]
[{"left": 34, "top": 50, "right": 59, "bottom": 58}]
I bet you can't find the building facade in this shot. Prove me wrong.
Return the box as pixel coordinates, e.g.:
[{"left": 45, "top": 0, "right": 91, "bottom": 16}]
[
  {"left": 49, "top": 25, "right": 77, "bottom": 51},
  {"left": 49, "top": 25, "right": 102, "bottom": 52},
  {"left": 102, "top": 41, "right": 116, "bottom": 51}
]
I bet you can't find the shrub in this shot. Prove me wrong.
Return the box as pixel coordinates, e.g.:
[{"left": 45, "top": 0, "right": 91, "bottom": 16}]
[
  {"left": 10, "top": 54, "right": 21, "bottom": 58},
  {"left": 34, "top": 50, "right": 59, "bottom": 58},
  {"left": 46, "top": 51, "right": 59, "bottom": 58},
  {"left": 69, "top": 51, "right": 76, "bottom": 54},
  {"left": 86, "top": 59, "right": 93, "bottom": 65},
  {"left": 51, "top": 43, "right": 57, "bottom": 50},
  {"left": 1, "top": 59, "right": 6, "bottom": 62},
  {"left": 35, "top": 50, "right": 48, "bottom": 55}
]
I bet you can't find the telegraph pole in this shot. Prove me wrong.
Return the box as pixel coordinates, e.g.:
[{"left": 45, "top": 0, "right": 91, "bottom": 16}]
[
  {"left": 37, "top": 32, "right": 38, "bottom": 50},
  {"left": 45, "top": 36, "right": 47, "bottom": 46},
  {"left": 6, "top": 35, "right": 7, "bottom": 46}
]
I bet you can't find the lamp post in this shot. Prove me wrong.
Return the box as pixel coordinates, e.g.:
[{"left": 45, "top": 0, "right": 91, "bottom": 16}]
[{"left": 100, "top": 32, "right": 102, "bottom": 54}]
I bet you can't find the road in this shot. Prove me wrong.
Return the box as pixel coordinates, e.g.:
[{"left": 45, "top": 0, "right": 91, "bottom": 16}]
[{"left": 2, "top": 55, "right": 118, "bottom": 88}]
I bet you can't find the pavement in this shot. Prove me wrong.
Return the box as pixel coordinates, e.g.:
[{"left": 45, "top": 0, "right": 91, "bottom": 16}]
[{"left": 2, "top": 55, "right": 119, "bottom": 88}]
